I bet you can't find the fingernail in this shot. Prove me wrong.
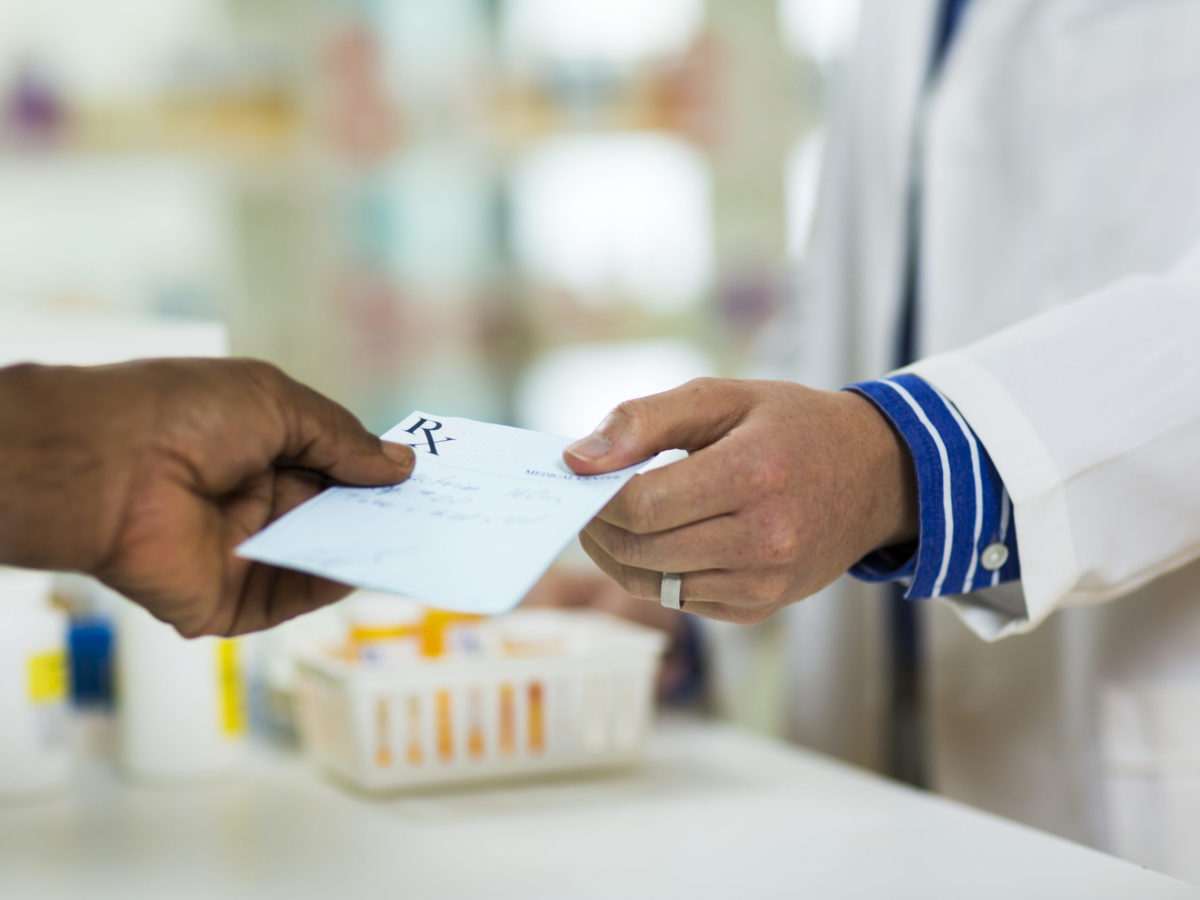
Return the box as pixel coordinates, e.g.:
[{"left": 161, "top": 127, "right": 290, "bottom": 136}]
[
  {"left": 382, "top": 441, "right": 416, "bottom": 469},
  {"left": 565, "top": 432, "right": 612, "bottom": 462}
]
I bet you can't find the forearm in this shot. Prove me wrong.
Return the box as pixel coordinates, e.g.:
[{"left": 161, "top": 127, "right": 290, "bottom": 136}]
[{"left": 0, "top": 364, "right": 135, "bottom": 573}]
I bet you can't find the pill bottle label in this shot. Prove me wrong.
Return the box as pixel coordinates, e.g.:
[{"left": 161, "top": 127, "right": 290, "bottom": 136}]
[
  {"left": 216, "top": 640, "right": 247, "bottom": 738},
  {"left": 27, "top": 650, "right": 67, "bottom": 704},
  {"left": 27, "top": 649, "right": 69, "bottom": 753}
]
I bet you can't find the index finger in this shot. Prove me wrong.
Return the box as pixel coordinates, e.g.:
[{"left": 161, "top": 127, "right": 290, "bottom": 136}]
[
  {"left": 253, "top": 361, "right": 416, "bottom": 485},
  {"left": 598, "top": 445, "right": 744, "bottom": 534},
  {"left": 564, "top": 378, "right": 750, "bottom": 476}
]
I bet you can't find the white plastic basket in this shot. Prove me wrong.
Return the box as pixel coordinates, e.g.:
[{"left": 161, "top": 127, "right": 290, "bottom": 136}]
[{"left": 294, "top": 610, "right": 667, "bottom": 792}]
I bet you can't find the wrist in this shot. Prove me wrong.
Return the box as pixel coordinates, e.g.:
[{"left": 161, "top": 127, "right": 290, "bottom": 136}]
[
  {"left": 839, "top": 390, "right": 920, "bottom": 552},
  {"left": 0, "top": 364, "right": 136, "bottom": 573}
]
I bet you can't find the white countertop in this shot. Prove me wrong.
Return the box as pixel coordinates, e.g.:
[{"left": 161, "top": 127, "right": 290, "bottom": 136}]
[{"left": 0, "top": 715, "right": 1195, "bottom": 900}]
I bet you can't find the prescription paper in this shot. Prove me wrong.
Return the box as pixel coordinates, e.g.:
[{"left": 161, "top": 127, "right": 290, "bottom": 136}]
[{"left": 238, "top": 411, "right": 648, "bottom": 615}]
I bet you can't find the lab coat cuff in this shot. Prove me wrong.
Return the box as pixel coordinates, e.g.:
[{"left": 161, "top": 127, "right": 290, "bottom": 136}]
[
  {"left": 846, "top": 376, "right": 1020, "bottom": 603},
  {"left": 904, "top": 353, "right": 1077, "bottom": 636}
]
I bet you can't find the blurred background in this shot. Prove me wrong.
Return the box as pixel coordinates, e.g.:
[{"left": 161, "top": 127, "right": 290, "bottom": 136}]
[
  {"left": 7, "top": 8, "right": 1200, "bottom": 890},
  {"left": 0, "top": 0, "right": 867, "bottom": 799},
  {"left": 0, "top": 0, "right": 860, "bottom": 436}
]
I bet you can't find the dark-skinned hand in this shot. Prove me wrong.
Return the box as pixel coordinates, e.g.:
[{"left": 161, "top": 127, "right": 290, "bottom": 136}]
[{"left": 0, "top": 359, "right": 415, "bottom": 637}]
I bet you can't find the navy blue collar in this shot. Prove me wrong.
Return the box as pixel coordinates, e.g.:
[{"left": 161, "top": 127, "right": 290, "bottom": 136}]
[{"left": 931, "top": 0, "right": 975, "bottom": 75}]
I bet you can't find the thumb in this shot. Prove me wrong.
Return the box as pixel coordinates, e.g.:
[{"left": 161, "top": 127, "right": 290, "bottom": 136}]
[
  {"left": 563, "top": 379, "right": 749, "bottom": 475},
  {"left": 268, "top": 370, "right": 416, "bottom": 486}
]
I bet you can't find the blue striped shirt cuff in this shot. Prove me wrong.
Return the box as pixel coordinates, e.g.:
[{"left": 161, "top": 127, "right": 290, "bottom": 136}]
[{"left": 845, "top": 374, "right": 1021, "bottom": 599}]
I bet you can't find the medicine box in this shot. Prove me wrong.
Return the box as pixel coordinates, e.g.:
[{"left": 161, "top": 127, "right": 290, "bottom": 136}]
[{"left": 293, "top": 610, "right": 666, "bottom": 791}]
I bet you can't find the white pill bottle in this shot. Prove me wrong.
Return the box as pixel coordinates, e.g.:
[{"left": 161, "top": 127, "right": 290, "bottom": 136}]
[
  {"left": 0, "top": 568, "right": 72, "bottom": 799},
  {"left": 114, "top": 592, "right": 247, "bottom": 781}
]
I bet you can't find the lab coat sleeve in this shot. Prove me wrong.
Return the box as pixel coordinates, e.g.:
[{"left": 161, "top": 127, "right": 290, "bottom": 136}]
[{"left": 907, "top": 242, "right": 1200, "bottom": 640}]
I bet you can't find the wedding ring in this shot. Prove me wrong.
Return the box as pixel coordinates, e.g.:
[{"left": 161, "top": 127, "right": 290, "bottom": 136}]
[{"left": 660, "top": 573, "right": 683, "bottom": 611}]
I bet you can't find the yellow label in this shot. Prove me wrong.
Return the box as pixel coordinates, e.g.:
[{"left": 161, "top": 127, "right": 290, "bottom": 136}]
[
  {"left": 28, "top": 650, "right": 67, "bottom": 704},
  {"left": 350, "top": 624, "right": 420, "bottom": 644},
  {"left": 421, "top": 610, "right": 485, "bottom": 659},
  {"left": 216, "top": 640, "right": 246, "bottom": 738}
]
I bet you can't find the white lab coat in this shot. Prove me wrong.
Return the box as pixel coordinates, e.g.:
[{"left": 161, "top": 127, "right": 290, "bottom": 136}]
[{"left": 714, "top": 0, "right": 1200, "bottom": 882}]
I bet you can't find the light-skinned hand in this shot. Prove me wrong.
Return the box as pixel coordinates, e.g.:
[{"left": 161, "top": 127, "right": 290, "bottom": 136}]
[
  {"left": 562, "top": 378, "right": 918, "bottom": 625},
  {"left": 0, "top": 359, "right": 415, "bottom": 637}
]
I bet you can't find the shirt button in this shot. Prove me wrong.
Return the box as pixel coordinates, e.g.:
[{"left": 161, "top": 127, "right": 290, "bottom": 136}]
[{"left": 981, "top": 543, "right": 1010, "bottom": 572}]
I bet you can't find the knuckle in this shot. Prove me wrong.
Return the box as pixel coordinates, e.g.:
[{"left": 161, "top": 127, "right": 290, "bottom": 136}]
[
  {"left": 625, "top": 487, "right": 662, "bottom": 534},
  {"left": 760, "top": 526, "right": 802, "bottom": 565},
  {"left": 605, "top": 492, "right": 636, "bottom": 529},
  {"left": 239, "top": 358, "right": 288, "bottom": 400},
  {"left": 608, "top": 399, "right": 646, "bottom": 436},
  {"left": 726, "top": 604, "right": 772, "bottom": 627},
  {"left": 748, "top": 574, "right": 788, "bottom": 606},
  {"left": 739, "top": 607, "right": 768, "bottom": 628},
  {"left": 683, "top": 376, "right": 719, "bottom": 396},
  {"left": 682, "top": 377, "right": 738, "bottom": 413},
  {"left": 744, "top": 455, "right": 788, "bottom": 496},
  {"left": 606, "top": 527, "right": 645, "bottom": 569},
  {"left": 768, "top": 573, "right": 794, "bottom": 602},
  {"left": 610, "top": 570, "right": 635, "bottom": 595},
  {"left": 745, "top": 607, "right": 773, "bottom": 626},
  {"left": 722, "top": 606, "right": 752, "bottom": 626},
  {"left": 625, "top": 569, "right": 659, "bottom": 602},
  {"left": 241, "top": 357, "right": 281, "bottom": 383},
  {"left": 747, "top": 581, "right": 775, "bottom": 606},
  {"left": 173, "top": 620, "right": 209, "bottom": 641},
  {"left": 774, "top": 569, "right": 796, "bottom": 593},
  {"left": 580, "top": 532, "right": 612, "bottom": 570}
]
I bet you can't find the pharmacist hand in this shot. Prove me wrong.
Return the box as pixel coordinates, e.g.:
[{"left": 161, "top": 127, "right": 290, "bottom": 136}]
[
  {"left": 0, "top": 359, "right": 415, "bottom": 637},
  {"left": 562, "top": 379, "right": 917, "bottom": 625}
]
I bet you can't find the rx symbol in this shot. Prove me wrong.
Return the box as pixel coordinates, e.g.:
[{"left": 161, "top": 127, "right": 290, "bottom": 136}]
[{"left": 404, "top": 417, "right": 456, "bottom": 456}]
